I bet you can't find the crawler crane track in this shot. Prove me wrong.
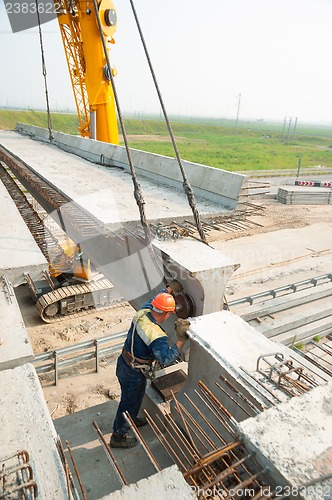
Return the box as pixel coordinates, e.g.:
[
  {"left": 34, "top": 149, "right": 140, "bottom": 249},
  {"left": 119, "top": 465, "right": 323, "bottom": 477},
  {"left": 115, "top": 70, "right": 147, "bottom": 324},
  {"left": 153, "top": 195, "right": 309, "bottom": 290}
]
[
  {"left": 36, "top": 278, "right": 124, "bottom": 323},
  {"left": 0, "top": 160, "right": 124, "bottom": 322}
]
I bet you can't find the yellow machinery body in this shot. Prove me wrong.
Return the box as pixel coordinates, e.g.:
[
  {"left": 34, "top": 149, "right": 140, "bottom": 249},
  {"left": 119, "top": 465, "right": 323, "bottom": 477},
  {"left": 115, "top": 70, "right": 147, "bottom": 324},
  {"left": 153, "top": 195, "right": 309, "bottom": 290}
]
[
  {"left": 56, "top": 0, "right": 119, "bottom": 144},
  {"left": 50, "top": 240, "right": 91, "bottom": 281}
]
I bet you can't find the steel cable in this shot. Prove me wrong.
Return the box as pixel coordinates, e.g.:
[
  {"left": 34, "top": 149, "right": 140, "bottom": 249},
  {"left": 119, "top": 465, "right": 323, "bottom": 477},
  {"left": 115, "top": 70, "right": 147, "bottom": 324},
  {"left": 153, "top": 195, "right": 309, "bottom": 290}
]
[
  {"left": 128, "top": 0, "right": 207, "bottom": 244},
  {"left": 91, "top": 0, "right": 152, "bottom": 248},
  {"left": 35, "top": 0, "right": 54, "bottom": 142}
]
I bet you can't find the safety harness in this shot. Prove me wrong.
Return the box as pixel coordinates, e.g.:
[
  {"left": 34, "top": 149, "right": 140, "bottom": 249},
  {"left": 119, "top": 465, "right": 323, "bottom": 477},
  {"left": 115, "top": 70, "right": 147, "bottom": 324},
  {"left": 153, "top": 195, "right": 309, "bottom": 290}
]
[{"left": 124, "top": 314, "right": 159, "bottom": 380}]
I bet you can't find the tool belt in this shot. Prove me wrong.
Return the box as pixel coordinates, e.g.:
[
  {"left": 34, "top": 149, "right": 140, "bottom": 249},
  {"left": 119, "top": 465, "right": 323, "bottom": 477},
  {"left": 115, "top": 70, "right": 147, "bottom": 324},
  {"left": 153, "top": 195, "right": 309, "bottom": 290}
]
[{"left": 122, "top": 347, "right": 153, "bottom": 368}]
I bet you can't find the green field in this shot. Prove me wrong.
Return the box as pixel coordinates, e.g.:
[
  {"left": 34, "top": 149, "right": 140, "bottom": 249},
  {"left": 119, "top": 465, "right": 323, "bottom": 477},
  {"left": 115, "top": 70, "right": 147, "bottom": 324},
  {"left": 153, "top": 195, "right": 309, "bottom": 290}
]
[{"left": 1, "top": 109, "right": 332, "bottom": 172}]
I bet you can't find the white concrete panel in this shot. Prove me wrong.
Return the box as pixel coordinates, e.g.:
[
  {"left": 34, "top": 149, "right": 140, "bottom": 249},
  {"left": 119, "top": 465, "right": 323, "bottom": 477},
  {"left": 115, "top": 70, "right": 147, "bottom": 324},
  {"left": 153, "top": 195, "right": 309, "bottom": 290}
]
[
  {"left": 0, "top": 364, "right": 68, "bottom": 498},
  {"left": 238, "top": 382, "right": 332, "bottom": 500},
  {"left": 105, "top": 465, "right": 196, "bottom": 499},
  {"left": 14, "top": 124, "right": 245, "bottom": 210},
  {"left": 0, "top": 129, "right": 229, "bottom": 226},
  {"left": 173, "top": 311, "right": 323, "bottom": 426},
  {"left": 0, "top": 283, "right": 33, "bottom": 370},
  {"left": 154, "top": 238, "right": 239, "bottom": 315},
  {"left": 0, "top": 181, "right": 47, "bottom": 286}
]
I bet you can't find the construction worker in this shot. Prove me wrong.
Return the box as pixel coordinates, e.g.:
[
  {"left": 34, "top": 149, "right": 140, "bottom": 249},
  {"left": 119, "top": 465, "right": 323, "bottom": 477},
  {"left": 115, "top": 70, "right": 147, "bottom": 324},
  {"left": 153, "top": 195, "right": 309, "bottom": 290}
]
[{"left": 110, "top": 284, "right": 190, "bottom": 448}]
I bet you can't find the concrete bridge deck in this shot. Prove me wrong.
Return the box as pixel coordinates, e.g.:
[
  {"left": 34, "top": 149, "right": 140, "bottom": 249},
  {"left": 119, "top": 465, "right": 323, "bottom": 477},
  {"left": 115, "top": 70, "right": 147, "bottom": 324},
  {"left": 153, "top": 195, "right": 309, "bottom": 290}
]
[{"left": 0, "top": 128, "right": 244, "bottom": 229}]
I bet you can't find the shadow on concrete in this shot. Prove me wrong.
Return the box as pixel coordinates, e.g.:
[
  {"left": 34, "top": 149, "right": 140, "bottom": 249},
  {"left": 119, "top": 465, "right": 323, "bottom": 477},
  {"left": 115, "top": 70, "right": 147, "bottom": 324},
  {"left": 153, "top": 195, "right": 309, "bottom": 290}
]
[{"left": 54, "top": 402, "right": 173, "bottom": 499}]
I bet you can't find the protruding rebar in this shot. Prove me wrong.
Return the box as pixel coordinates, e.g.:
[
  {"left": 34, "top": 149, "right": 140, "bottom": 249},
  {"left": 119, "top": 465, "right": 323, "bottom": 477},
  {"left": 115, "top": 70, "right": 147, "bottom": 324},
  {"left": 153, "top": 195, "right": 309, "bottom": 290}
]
[
  {"left": 92, "top": 420, "right": 128, "bottom": 486},
  {"left": 123, "top": 412, "right": 161, "bottom": 472}
]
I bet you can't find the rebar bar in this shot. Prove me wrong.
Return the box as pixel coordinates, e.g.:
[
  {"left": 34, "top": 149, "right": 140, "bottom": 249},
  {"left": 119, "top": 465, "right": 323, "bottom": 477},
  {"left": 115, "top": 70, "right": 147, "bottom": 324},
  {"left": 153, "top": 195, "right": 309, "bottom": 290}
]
[
  {"left": 293, "top": 348, "right": 332, "bottom": 377},
  {"left": 143, "top": 410, "right": 189, "bottom": 474},
  {"left": 182, "top": 392, "right": 226, "bottom": 444},
  {"left": 66, "top": 440, "right": 86, "bottom": 500},
  {"left": 154, "top": 414, "right": 193, "bottom": 469},
  {"left": 56, "top": 437, "right": 79, "bottom": 500},
  {"left": 200, "top": 454, "right": 250, "bottom": 492},
  {"left": 171, "top": 391, "right": 201, "bottom": 457},
  {"left": 224, "top": 467, "right": 268, "bottom": 500},
  {"left": 240, "top": 367, "right": 282, "bottom": 404},
  {"left": 92, "top": 421, "right": 128, "bottom": 486},
  {"left": 217, "top": 377, "right": 260, "bottom": 415},
  {"left": 123, "top": 412, "right": 161, "bottom": 472},
  {"left": 183, "top": 442, "right": 241, "bottom": 479},
  {"left": 164, "top": 414, "right": 200, "bottom": 463},
  {"left": 172, "top": 398, "right": 216, "bottom": 450},
  {"left": 194, "top": 388, "right": 237, "bottom": 437}
]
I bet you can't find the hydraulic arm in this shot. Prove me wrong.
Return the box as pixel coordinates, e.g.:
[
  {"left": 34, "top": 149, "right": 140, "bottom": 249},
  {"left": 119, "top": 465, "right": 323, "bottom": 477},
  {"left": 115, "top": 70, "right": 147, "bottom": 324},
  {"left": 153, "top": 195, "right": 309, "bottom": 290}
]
[{"left": 55, "top": 0, "right": 119, "bottom": 143}]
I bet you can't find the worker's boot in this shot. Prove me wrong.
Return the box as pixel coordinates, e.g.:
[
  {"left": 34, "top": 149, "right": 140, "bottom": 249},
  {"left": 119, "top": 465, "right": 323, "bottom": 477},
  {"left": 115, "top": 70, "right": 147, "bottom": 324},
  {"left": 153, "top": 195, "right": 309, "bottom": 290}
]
[
  {"left": 133, "top": 417, "right": 147, "bottom": 427},
  {"left": 110, "top": 432, "right": 138, "bottom": 449}
]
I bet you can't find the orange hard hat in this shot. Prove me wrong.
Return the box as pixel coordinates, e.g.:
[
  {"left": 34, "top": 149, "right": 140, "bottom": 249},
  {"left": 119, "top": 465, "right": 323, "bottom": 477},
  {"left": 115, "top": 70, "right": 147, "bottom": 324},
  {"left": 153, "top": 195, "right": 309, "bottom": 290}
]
[{"left": 151, "top": 293, "right": 175, "bottom": 313}]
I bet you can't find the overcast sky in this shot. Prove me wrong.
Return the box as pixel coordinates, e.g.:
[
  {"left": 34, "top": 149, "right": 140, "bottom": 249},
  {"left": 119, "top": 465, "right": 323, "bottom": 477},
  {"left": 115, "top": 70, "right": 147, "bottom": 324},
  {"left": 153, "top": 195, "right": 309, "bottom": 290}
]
[{"left": 1, "top": 0, "right": 332, "bottom": 123}]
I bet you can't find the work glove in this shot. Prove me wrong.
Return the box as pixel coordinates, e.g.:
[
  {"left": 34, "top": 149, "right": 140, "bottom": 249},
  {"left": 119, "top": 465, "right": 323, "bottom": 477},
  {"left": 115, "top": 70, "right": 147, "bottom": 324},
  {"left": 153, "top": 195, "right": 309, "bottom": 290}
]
[
  {"left": 167, "top": 279, "right": 183, "bottom": 293},
  {"left": 175, "top": 318, "right": 191, "bottom": 341}
]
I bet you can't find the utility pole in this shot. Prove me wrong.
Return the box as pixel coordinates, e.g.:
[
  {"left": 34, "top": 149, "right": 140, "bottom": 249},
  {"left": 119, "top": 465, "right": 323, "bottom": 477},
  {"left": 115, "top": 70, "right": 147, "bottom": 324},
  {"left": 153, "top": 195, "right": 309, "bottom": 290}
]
[
  {"left": 287, "top": 116, "right": 292, "bottom": 141},
  {"left": 235, "top": 93, "right": 241, "bottom": 134},
  {"left": 282, "top": 116, "right": 286, "bottom": 142},
  {"left": 293, "top": 117, "right": 298, "bottom": 139},
  {"left": 296, "top": 154, "right": 302, "bottom": 178}
]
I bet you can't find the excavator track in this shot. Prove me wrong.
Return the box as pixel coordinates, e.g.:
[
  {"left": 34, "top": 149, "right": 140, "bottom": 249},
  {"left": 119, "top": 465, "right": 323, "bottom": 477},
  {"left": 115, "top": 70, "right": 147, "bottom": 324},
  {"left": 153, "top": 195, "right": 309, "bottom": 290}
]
[{"left": 36, "top": 278, "right": 125, "bottom": 323}]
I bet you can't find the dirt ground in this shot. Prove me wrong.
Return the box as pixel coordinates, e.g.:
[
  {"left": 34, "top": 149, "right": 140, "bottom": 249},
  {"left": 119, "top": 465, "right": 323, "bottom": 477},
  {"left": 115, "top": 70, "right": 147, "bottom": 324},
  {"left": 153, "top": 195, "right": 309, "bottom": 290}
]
[{"left": 15, "top": 189, "right": 332, "bottom": 420}]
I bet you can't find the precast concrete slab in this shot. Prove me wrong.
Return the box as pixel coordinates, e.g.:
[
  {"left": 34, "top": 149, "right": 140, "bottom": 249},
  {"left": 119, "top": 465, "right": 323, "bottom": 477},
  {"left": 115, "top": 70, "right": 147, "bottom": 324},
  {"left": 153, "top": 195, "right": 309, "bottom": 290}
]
[
  {"left": 0, "top": 363, "right": 67, "bottom": 498},
  {"left": 237, "top": 382, "right": 332, "bottom": 500},
  {"left": 213, "top": 223, "right": 332, "bottom": 282},
  {"left": 278, "top": 185, "right": 332, "bottom": 204},
  {"left": 15, "top": 123, "right": 244, "bottom": 211},
  {"left": 173, "top": 310, "right": 329, "bottom": 437},
  {"left": 0, "top": 180, "right": 47, "bottom": 286},
  {"left": 105, "top": 465, "right": 196, "bottom": 500},
  {"left": 0, "top": 282, "right": 33, "bottom": 370},
  {"left": 154, "top": 237, "right": 240, "bottom": 316},
  {"left": 0, "top": 129, "right": 243, "bottom": 230},
  {"left": 0, "top": 130, "right": 241, "bottom": 314}
]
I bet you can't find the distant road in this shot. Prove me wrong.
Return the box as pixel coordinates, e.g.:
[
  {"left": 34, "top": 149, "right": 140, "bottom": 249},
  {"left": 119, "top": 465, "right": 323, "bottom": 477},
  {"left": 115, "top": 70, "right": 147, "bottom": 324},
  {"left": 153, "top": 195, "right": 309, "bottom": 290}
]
[{"left": 237, "top": 167, "right": 332, "bottom": 178}]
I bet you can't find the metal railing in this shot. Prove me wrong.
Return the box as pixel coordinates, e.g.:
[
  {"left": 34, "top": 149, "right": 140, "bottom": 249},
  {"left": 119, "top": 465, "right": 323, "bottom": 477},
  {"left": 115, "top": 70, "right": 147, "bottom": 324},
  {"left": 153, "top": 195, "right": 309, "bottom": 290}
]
[
  {"left": 32, "top": 331, "right": 126, "bottom": 385},
  {"left": 228, "top": 273, "right": 332, "bottom": 307}
]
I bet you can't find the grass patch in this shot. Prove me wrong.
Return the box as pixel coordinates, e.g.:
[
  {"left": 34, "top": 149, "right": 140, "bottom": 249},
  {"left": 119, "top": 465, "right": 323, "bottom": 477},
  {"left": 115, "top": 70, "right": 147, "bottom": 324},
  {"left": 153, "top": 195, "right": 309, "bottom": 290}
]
[{"left": 1, "top": 109, "right": 332, "bottom": 171}]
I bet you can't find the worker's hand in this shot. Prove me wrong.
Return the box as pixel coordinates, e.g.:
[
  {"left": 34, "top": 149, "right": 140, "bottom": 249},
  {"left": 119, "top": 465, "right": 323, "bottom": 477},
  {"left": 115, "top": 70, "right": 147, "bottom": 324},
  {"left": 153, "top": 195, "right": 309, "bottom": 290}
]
[
  {"left": 175, "top": 318, "right": 191, "bottom": 341},
  {"left": 167, "top": 279, "right": 183, "bottom": 293}
]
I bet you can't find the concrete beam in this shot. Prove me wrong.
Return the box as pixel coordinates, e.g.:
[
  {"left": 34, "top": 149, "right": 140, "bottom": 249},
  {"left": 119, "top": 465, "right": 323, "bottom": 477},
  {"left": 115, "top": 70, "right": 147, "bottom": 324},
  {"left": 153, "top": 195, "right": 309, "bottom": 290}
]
[
  {"left": 256, "top": 303, "right": 332, "bottom": 338},
  {"left": 0, "top": 364, "right": 68, "bottom": 498},
  {"left": 15, "top": 123, "right": 245, "bottom": 210},
  {"left": 237, "top": 382, "right": 332, "bottom": 500},
  {"left": 273, "top": 316, "right": 332, "bottom": 346},
  {"left": 173, "top": 311, "right": 294, "bottom": 434},
  {"left": 0, "top": 129, "right": 240, "bottom": 315},
  {"left": 240, "top": 282, "right": 332, "bottom": 322},
  {"left": 0, "top": 281, "right": 34, "bottom": 370},
  {"left": 172, "top": 311, "right": 331, "bottom": 439},
  {"left": 154, "top": 238, "right": 239, "bottom": 316}
]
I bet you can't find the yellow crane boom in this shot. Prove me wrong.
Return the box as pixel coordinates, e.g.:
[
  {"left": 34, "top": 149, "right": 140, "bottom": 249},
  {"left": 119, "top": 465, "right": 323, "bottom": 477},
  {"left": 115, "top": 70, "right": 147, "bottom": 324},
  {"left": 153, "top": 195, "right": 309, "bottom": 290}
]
[{"left": 56, "top": 0, "right": 119, "bottom": 144}]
